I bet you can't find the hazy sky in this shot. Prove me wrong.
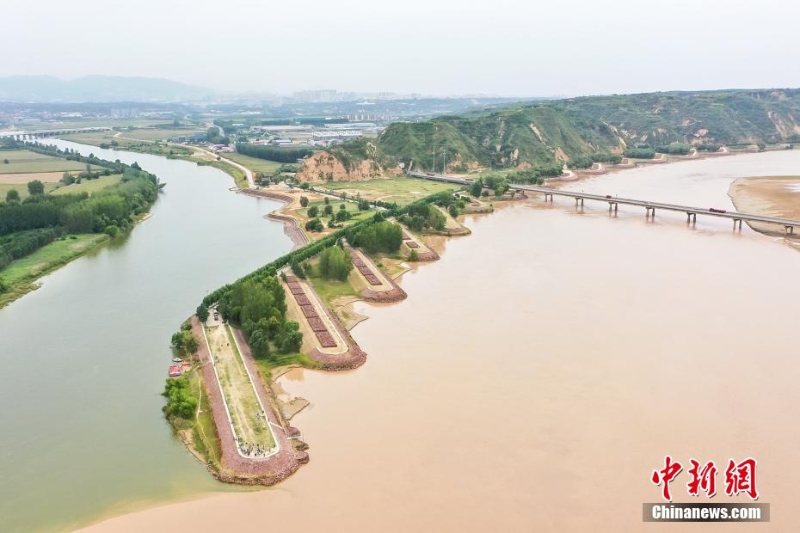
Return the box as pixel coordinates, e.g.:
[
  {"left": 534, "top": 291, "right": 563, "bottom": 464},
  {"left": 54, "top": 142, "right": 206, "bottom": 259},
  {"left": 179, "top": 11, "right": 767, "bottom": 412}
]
[{"left": 4, "top": 0, "right": 800, "bottom": 96}]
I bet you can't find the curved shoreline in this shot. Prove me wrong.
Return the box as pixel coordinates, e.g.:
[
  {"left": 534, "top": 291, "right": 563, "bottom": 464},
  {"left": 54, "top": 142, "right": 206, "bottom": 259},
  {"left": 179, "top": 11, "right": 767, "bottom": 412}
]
[
  {"left": 240, "top": 188, "right": 309, "bottom": 249},
  {"left": 728, "top": 175, "right": 800, "bottom": 239}
]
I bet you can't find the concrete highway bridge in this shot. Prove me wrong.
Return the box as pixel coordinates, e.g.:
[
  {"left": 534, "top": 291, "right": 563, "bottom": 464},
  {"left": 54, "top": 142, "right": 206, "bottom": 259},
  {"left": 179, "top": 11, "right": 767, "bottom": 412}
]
[
  {"left": 408, "top": 171, "right": 800, "bottom": 235},
  {"left": 0, "top": 127, "right": 111, "bottom": 140}
]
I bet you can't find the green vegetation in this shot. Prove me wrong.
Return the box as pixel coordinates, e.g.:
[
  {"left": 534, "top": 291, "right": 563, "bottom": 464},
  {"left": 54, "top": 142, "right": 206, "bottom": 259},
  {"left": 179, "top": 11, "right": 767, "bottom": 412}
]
[
  {"left": 318, "top": 246, "right": 352, "bottom": 281},
  {"left": 51, "top": 175, "right": 122, "bottom": 196},
  {"left": 0, "top": 149, "right": 90, "bottom": 174},
  {"left": 351, "top": 221, "right": 403, "bottom": 254},
  {"left": 624, "top": 147, "right": 656, "bottom": 159},
  {"left": 398, "top": 202, "right": 446, "bottom": 232},
  {"left": 224, "top": 152, "right": 282, "bottom": 175},
  {"left": 0, "top": 234, "right": 108, "bottom": 307},
  {"left": 235, "top": 143, "right": 313, "bottom": 164},
  {"left": 217, "top": 276, "right": 302, "bottom": 360},
  {"left": 171, "top": 327, "right": 199, "bottom": 355},
  {"left": 0, "top": 140, "right": 163, "bottom": 307},
  {"left": 162, "top": 376, "right": 198, "bottom": 420},
  {"left": 320, "top": 89, "right": 800, "bottom": 175},
  {"left": 324, "top": 177, "right": 460, "bottom": 206}
]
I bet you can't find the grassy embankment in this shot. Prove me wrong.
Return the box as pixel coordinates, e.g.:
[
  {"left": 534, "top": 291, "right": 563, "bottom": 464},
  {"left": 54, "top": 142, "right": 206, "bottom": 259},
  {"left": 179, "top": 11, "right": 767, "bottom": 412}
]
[{"left": 0, "top": 234, "right": 108, "bottom": 307}]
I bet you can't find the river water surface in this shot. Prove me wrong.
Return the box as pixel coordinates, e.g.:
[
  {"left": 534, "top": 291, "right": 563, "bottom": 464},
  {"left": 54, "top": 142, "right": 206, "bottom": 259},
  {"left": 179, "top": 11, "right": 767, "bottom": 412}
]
[
  {"left": 79, "top": 149, "right": 800, "bottom": 532},
  {"left": 0, "top": 141, "right": 292, "bottom": 532}
]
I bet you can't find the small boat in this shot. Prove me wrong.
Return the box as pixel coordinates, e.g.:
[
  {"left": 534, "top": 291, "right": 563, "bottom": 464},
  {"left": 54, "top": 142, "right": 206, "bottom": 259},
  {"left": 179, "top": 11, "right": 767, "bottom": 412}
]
[{"left": 172, "top": 357, "right": 182, "bottom": 363}]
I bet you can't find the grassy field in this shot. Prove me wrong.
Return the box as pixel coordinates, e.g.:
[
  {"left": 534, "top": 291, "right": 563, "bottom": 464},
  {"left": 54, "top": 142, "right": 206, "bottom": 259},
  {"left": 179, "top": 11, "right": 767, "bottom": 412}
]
[
  {"left": 0, "top": 182, "right": 59, "bottom": 202},
  {"left": 206, "top": 324, "right": 276, "bottom": 453},
  {"left": 322, "top": 177, "right": 455, "bottom": 205},
  {"left": 51, "top": 174, "right": 122, "bottom": 196},
  {"left": 225, "top": 152, "right": 282, "bottom": 175},
  {"left": 0, "top": 150, "right": 89, "bottom": 174},
  {"left": 306, "top": 268, "right": 358, "bottom": 306}
]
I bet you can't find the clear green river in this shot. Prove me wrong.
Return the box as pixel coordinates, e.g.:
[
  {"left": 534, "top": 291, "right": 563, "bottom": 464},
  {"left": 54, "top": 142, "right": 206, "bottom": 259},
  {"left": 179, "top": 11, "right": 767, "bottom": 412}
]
[{"left": 0, "top": 140, "right": 292, "bottom": 533}]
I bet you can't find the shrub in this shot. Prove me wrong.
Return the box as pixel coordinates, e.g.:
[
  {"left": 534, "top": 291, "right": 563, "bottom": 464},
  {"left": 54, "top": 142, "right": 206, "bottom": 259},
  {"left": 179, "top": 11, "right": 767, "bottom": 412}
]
[{"left": 162, "top": 377, "right": 197, "bottom": 419}]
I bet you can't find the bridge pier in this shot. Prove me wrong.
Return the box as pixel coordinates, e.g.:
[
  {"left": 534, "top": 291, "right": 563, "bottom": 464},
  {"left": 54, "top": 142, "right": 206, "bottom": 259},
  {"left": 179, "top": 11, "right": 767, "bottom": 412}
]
[
  {"left": 575, "top": 197, "right": 584, "bottom": 208},
  {"left": 543, "top": 192, "right": 553, "bottom": 202},
  {"left": 733, "top": 219, "right": 743, "bottom": 231},
  {"left": 786, "top": 225, "right": 795, "bottom": 235},
  {"left": 608, "top": 202, "right": 618, "bottom": 214},
  {"left": 646, "top": 207, "right": 655, "bottom": 220},
  {"left": 686, "top": 212, "right": 697, "bottom": 225}
]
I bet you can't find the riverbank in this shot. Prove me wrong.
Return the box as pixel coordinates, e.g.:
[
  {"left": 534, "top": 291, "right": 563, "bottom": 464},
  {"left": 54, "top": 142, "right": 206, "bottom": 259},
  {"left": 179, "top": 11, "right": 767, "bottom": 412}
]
[
  {"left": 77, "top": 149, "right": 800, "bottom": 530},
  {"left": 728, "top": 175, "right": 800, "bottom": 237},
  {"left": 0, "top": 233, "right": 109, "bottom": 308}
]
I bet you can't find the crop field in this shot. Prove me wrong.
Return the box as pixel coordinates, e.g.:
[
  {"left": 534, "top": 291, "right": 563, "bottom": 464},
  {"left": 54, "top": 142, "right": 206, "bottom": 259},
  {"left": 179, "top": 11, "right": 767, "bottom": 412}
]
[
  {"left": 0, "top": 150, "right": 89, "bottom": 174},
  {"left": 0, "top": 182, "right": 59, "bottom": 202},
  {"left": 322, "top": 177, "right": 455, "bottom": 205}
]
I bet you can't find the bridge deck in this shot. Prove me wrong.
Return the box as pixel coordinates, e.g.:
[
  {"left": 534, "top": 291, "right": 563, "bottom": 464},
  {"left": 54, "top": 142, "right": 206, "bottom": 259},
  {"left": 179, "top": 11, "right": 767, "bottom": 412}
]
[{"left": 407, "top": 171, "right": 800, "bottom": 229}]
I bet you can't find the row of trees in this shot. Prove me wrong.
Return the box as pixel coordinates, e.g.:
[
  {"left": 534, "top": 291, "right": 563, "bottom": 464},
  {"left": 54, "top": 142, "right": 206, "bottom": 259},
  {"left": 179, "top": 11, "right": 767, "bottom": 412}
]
[
  {"left": 0, "top": 142, "right": 163, "bottom": 265},
  {"left": 0, "top": 228, "right": 62, "bottom": 270},
  {"left": 623, "top": 147, "right": 656, "bottom": 159},
  {"left": 235, "top": 143, "right": 313, "bottom": 163},
  {"left": 0, "top": 167, "right": 159, "bottom": 236}
]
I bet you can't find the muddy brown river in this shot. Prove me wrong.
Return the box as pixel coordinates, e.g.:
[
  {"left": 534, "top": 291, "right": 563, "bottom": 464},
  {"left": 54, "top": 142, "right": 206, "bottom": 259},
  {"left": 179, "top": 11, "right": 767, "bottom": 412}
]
[{"left": 69, "top": 150, "right": 800, "bottom": 532}]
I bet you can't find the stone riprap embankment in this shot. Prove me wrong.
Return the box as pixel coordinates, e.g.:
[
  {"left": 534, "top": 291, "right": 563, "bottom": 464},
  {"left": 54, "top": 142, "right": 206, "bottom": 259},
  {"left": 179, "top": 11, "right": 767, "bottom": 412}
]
[
  {"left": 283, "top": 275, "right": 366, "bottom": 370},
  {"left": 401, "top": 229, "right": 439, "bottom": 261},
  {"left": 191, "top": 317, "right": 306, "bottom": 485},
  {"left": 347, "top": 247, "right": 408, "bottom": 303}
]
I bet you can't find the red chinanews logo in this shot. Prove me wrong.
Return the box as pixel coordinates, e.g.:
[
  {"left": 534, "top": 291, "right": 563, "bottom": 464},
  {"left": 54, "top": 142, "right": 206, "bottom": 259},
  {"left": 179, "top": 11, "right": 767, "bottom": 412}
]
[{"left": 651, "top": 456, "right": 759, "bottom": 502}]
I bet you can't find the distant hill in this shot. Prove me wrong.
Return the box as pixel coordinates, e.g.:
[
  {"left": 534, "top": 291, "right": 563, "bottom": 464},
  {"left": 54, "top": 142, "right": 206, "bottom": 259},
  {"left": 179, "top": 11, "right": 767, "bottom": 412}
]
[
  {"left": 314, "top": 89, "right": 800, "bottom": 178},
  {"left": 0, "top": 75, "right": 216, "bottom": 102}
]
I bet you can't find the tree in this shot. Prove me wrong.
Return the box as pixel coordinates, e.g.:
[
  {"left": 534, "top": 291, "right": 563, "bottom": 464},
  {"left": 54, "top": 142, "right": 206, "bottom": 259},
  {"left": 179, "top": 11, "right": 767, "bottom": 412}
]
[
  {"left": 408, "top": 249, "right": 419, "bottom": 261},
  {"left": 318, "top": 246, "right": 353, "bottom": 281},
  {"left": 196, "top": 304, "right": 209, "bottom": 322},
  {"left": 162, "top": 377, "right": 197, "bottom": 419},
  {"left": 299, "top": 196, "right": 309, "bottom": 207},
  {"left": 2, "top": 158, "right": 8, "bottom": 164},
  {"left": 308, "top": 206, "right": 319, "bottom": 217},
  {"left": 5, "top": 189, "right": 19, "bottom": 203},
  {"left": 448, "top": 204, "right": 459, "bottom": 217},
  {"left": 184, "top": 334, "right": 199, "bottom": 353},
  {"left": 27, "top": 180, "right": 45, "bottom": 196},
  {"left": 249, "top": 329, "right": 271, "bottom": 359},
  {"left": 290, "top": 257, "right": 306, "bottom": 279},
  {"left": 324, "top": 197, "right": 330, "bottom": 205},
  {"left": 324, "top": 204, "right": 333, "bottom": 216},
  {"left": 470, "top": 178, "right": 483, "bottom": 197}
]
